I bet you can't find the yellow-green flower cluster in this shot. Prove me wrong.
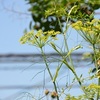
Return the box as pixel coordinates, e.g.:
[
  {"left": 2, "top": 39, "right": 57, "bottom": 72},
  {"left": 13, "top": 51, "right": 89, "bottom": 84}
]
[
  {"left": 88, "top": 83, "right": 100, "bottom": 89},
  {"left": 20, "top": 29, "right": 60, "bottom": 48},
  {"left": 45, "top": 4, "right": 66, "bottom": 18},
  {"left": 71, "top": 19, "right": 100, "bottom": 45},
  {"left": 71, "top": 21, "right": 83, "bottom": 30},
  {"left": 20, "top": 30, "right": 34, "bottom": 44}
]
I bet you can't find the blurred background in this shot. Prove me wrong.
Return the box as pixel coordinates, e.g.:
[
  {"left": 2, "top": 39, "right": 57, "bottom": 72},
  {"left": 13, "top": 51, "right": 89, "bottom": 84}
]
[{"left": 0, "top": 0, "right": 100, "bottom": 100}]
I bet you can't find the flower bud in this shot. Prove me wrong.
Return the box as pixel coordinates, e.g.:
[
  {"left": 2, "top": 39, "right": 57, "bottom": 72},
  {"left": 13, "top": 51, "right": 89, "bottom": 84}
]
[
  {"left": 51, "top": 91, "right": 58, "bottom": 98},
  {"left": 44, "top": 89, "right": 49, "bottom": 95}
]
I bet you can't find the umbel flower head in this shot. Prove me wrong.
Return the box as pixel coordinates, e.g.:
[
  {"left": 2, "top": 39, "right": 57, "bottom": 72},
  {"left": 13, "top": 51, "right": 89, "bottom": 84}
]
[
  {"left": 88, "top": 83, "right": 100, "bottom": 89},
  {"left": 20, "top": 29, "right": 60, "bottom": 48},
  {"left": 71, "top": 19, "right": 100, "bottom": 45}
]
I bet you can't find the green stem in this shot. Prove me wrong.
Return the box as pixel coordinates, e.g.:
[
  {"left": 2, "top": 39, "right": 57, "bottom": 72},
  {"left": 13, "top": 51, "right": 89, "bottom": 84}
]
[
  {"left": 93, "top": 44, "right": 100, "bottom": 100},
  {"left": 57, "top": 17, "right": 74, "bottom": 68},
  {"left": 40, "top": 47, "right": 59, "bottom": 100},
  {"left": 63, "top": 59, "right": 90, "bottom": 99},
  {"left": 57, "top": 9, "right": 88, "bottom": 99},
  {"left": 63, "top": 59, "right": 81, "bottom": 85},
  {"left": 93, "top": 44, "right": 98, "bottom": 70},
  {"left": 97, "top": 78, "right": 100, "bottom": 100},
  {"left": 93, "top": 45, "right": 100, "bottom": 100},
  {"left": 63, "top": 35, "right": 74, "bottom": 68}
]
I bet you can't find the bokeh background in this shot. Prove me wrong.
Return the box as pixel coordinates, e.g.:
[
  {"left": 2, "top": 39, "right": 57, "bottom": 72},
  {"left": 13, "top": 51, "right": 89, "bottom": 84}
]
[{"left": 0, "top": 0, "right": 100, "bottom": 100}]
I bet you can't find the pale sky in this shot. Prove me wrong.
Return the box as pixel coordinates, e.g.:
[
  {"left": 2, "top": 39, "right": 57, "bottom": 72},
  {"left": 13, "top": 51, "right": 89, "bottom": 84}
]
[
  {"left": 0, "top": 0, "right": 100, "bottom": 100},
  {"left": 0, "top": 0, "right": 100, "bottom": 54},
  {"left": 0, "top": 0, "right": 93, "bottom": 54}
]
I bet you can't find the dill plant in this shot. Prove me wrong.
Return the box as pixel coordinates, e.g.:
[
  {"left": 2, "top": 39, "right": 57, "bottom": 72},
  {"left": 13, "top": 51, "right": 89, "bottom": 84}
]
[{"left": 20, "top": 0, "right": 100, "bottom": 100}]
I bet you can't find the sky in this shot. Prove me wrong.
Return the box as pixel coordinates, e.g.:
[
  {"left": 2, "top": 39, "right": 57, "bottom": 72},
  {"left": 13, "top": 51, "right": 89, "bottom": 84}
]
[
  {"left": 0, "top": 0, "right": 100, "bottom": 100},
  {"left": 0, "top": 0, "right": 93, "bottom": 54},
  {"left": 0, "top": 0, "right": 100, "bottom": 54},
  {"left": 0, "top": 0, "right": 37, "bottom": 54}
]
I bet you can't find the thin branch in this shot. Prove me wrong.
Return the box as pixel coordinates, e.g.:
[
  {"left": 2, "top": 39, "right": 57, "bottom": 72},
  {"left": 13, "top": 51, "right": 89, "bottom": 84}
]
[{"left": 1, "top": 1, "right": 31, "bottom": 16}]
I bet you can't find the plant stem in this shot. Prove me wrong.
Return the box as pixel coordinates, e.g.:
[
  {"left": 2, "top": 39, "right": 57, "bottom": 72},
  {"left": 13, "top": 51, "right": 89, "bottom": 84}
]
[
  {"left": 40, "top": 47, "right": 59, "bottom": 100},
  {"left": 57, "top": 17, "right": 74, "bottom": 69},
  {"left": 57, "top": 10, "right": 88, "bottom": 99},
  {"left": 93, "top": 44, "right": 98, "bottom": 71},
  {"left": 63, "top": 59, "right": 90, "bottom": 99},
  {"left": 97, "top": 78, "right": 100, "bottom": 100},
  {"left": 92, "top": 44, "right": 100, "bottom": 100}
]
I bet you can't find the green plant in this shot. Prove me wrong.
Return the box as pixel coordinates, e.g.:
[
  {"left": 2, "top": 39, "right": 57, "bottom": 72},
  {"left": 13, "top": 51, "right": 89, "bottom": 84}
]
[{"left": 20, "top": 0, "right": 100, "bottom": 100}]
